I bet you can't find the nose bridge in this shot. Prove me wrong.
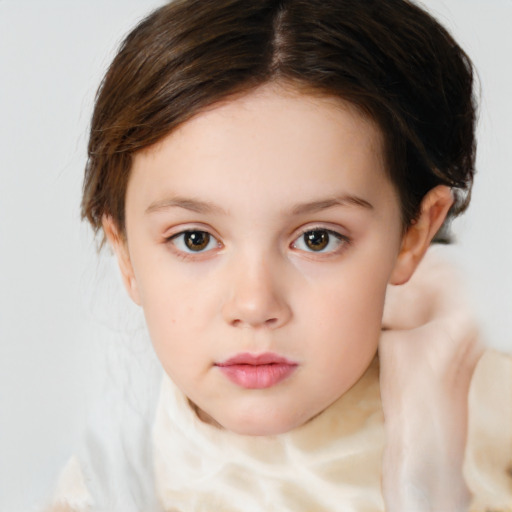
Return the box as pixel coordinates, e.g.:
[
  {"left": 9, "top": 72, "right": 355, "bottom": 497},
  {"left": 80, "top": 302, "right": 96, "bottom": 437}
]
[{"left": 222, "top": 247, "right": 291, "bottom": 329}]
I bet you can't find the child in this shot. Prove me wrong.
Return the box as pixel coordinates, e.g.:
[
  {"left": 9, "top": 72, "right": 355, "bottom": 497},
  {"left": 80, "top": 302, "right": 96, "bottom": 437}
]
[{"left": 46, "top": 0, "right": 512, "bottom": 511}]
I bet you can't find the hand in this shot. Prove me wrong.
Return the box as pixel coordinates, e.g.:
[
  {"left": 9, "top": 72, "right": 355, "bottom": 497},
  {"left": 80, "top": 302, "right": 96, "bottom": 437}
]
[{"left": 379, "top": 246, "right": 484, "bottom": 511}]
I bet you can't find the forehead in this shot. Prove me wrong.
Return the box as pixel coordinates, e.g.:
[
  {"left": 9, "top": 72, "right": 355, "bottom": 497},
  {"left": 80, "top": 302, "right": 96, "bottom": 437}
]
[
  {"left": 147, "top": 84, "right": 383, "bottom": 160},
  {"left": 127, "top": 84, "right": 394, "bottom": 216}
]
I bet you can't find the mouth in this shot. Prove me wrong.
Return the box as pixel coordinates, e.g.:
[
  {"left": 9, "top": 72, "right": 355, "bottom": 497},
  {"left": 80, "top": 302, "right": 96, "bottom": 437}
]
[{"left": 215, "top": 352, "right": 298, "bottom": 389}]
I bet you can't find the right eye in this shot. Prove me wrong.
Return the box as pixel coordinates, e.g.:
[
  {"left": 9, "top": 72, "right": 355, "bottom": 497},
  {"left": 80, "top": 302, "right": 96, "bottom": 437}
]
[{"left": 169, "top": 230, "right": 220, "bottom": 253}]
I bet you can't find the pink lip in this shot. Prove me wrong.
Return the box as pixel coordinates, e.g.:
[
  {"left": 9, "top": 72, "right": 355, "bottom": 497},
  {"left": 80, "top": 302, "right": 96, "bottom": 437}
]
[{"left": 215, "top": 352, "right": 298, "bottom": 389}]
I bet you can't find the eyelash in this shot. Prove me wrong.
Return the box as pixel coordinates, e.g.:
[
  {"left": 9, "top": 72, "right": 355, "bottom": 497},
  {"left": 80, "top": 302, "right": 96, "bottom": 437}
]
[{"left": 165, "top": 226, "right": 350, "bottom": 260}]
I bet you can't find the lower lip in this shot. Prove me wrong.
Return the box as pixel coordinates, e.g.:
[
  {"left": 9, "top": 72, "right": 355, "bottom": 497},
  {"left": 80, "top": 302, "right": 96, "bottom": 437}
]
[{"left": 217, "top": 363, "right": 297, "bottom": 389}]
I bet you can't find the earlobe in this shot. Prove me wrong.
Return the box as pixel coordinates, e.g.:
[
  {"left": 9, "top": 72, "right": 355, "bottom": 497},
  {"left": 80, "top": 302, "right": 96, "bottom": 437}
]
[
  {"left": 390, "top": 185, "right": 454, "bottom": 286},
  {"left": 102, "top": 215, "right": 142, "bottom": 305}
]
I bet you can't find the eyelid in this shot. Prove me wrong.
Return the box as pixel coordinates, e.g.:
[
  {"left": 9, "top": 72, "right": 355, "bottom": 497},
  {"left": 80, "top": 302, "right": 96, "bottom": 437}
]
[
  {"left": 163, "top": 222, "right": 221, "bottom": 241},
  {"left": 291, "top": 222, "right": 350, "bottom": 241}
]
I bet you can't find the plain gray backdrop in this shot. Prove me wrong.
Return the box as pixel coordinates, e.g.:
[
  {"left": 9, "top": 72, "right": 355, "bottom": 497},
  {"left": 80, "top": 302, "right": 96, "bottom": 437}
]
[{"left": 1, "top": 1, "right": 511, "bottom": 510}]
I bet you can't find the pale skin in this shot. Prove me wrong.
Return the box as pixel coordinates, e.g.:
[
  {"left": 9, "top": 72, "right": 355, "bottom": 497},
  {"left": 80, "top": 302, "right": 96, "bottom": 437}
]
[{"left": 104, "top": 84, "right": 474, "bottom": 508}]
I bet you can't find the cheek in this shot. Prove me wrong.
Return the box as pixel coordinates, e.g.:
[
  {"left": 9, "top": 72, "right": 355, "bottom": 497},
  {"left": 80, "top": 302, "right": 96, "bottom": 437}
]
[
  {"left": 301, "top": 287, "right": 384, "bottom": 404},
  {"left": 142, "top": 287, "right": 204, "bottom": 340},
  {"left": 306, "top": 285, "right": 384, "bottom": 360},
  {"left": 305, "top": 257, "right": 390, "bottom": 327},
  {"left": 298, "top": 255, "right": 391, "bottom": 365},
  {"left": 133, "top": 246, "right": 213, "bottom": 320},
  {"left": 135, "top": 264, "right": 222, "bottom": 360}
]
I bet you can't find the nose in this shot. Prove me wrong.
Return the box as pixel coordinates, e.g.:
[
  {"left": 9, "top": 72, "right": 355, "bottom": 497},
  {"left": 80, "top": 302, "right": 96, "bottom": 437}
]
[{"left": 221, "top": 255, "right": 292, "bottom": 329}]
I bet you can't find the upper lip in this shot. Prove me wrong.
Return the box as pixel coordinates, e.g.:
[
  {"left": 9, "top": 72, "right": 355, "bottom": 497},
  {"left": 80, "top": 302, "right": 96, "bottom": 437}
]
[{"left": 215, "top": 352, "right": 297, "bottom": 366}]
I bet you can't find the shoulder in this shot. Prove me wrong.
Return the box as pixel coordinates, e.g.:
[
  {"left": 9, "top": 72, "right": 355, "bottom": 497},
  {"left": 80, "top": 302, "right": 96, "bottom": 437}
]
[
  {"left": 43, "top": 455, "right": 94, "bottom": 512},
  {"left": 465, "top": 349, "right": 512, "bottom": 512}
]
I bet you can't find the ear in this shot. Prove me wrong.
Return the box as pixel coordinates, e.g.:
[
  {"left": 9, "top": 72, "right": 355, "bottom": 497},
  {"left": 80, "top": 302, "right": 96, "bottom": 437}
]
[
  {"left": 102, "top": 215, "right": 141, "bottom": 305},
  {"left": 390, "top": 185, "right": 454, "bottom": 285}
]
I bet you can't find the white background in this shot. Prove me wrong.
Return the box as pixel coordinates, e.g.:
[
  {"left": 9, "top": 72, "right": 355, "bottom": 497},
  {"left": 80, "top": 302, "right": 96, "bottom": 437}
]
[{"left": 1, "top": 1, "right": 511, "bottom": 510}]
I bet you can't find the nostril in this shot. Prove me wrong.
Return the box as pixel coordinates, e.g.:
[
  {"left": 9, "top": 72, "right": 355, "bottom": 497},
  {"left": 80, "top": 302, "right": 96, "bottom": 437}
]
[{"left": 230, "top": 317, "right": 279, "bottom": 328}]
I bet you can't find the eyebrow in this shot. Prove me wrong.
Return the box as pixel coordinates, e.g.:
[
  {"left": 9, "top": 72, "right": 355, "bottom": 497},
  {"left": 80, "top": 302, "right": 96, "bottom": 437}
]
[
  {"left": 145, "top": 194, "right": 373, "bottom": 216},
  {"left": 290, "top": 195, "right": 374, "bottom": 215},
  {"left": 145, "top": 196, "right": 227, "bottom": 215}
]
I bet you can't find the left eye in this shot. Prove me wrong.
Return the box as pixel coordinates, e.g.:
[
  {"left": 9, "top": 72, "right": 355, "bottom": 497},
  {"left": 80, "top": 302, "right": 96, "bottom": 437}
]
[
  {"left": 292, "top": 229, "right": 347, "bottom": 253},
  {"left": 170, "top": 230, "right": 220, "bottom": 253}
]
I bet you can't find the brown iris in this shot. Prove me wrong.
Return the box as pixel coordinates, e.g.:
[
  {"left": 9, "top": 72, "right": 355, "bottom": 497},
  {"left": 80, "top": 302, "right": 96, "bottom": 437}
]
[
  {"left": 304, "top": 230, "right": 329, "bottom": 251},
  {"left": 184, "top": 231, "right": 210, "bottom": 251}
]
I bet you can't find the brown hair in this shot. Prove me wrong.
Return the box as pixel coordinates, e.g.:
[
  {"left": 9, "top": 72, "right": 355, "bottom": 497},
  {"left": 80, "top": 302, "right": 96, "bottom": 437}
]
[{"left": 82, "top": 0, "right": 477, "bottom": 239}]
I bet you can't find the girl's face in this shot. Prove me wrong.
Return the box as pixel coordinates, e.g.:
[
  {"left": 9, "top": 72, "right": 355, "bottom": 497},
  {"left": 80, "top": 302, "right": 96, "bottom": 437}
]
[{"left": 119, "top": 85, "right": 406, "bottom": 435}]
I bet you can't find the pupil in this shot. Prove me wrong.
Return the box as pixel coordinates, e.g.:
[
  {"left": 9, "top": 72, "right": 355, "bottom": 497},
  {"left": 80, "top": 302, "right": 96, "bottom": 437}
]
[
  {"left": 305, "top": 230, "right": 329, "bottom": 251},
  {"left": 185, "top": 231, "right": 210, "bottom": 251}
]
